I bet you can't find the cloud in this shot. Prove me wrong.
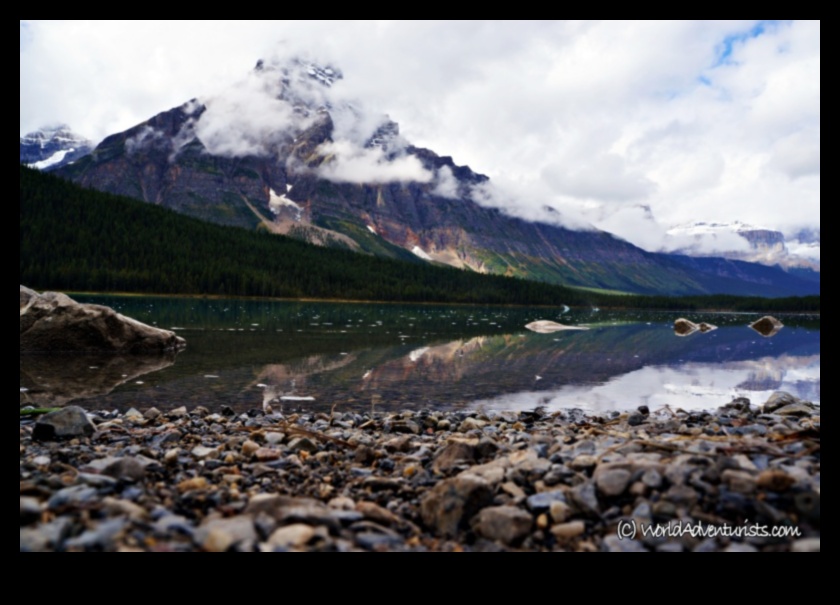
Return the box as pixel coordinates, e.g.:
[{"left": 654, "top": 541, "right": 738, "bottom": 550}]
[
  {"left": 20, "top": 20, "right": 819, "bottom": 254},
  {"left": 312, "top": 140, "right": 433, "bottom": 184},
  {"left": 432, "top": 166, "right": 460, "bottom": 198}
]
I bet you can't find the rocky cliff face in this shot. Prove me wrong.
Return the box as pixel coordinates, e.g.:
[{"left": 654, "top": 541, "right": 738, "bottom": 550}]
[{"left": 55, "top": 60, "right": 819, "bottom": 298}]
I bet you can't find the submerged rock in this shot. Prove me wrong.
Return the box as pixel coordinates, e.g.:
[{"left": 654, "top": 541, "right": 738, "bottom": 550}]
[
  {"left": 674, "top": 319, "right": 717, "bottom": 337},
  {"left": 750, "top": 316, "right": 784, "bottom": 338},
  {"left": 20, "top": 286, "right": 186, "bottom": 354},
  {"left": 525, "top": 321, "right": 588, "bottom": 334}
]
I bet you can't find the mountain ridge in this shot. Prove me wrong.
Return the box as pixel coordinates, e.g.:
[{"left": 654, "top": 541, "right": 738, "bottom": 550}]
[{"left": 53, "top": 58, "right": 819, "bottom": 298}]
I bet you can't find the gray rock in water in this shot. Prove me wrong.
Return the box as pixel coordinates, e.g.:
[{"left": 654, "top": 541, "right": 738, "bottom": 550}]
[
  {"left": 475, "top": 506, "right": 533, "bottom": 546},
  {"left": 525, "top": 321, "right": 589, "bottom": 334},
  {"left": 20, "top": 286, "right": 186, "bottom": 354},
  {"left": 750, "top": 316, "right": 784, "bottom": 338},
  {"left": 33, "top": 406, "right": 96, "bottom": 441},
  {"left": 420, "top": 474, "right": 494, "bottom": 538}
]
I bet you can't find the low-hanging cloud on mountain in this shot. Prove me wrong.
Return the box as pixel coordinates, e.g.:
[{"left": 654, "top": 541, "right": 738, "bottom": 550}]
[{"left": 20, "top": 20, "right": 819, "bottom": 258}]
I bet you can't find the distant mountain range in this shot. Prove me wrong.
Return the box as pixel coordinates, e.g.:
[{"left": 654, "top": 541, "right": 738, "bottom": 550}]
[
  {"left": 20, "top": 125, "right": 93, "bottom": 170},
  {"left": 46, "top": 58, "right": 818, "bottom": 298},
  {"left": 667, "top": 221, "right": 820, "bottom": 273}
]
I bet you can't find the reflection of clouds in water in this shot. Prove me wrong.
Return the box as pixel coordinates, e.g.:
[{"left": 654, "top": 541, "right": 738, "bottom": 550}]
[{"left": 472, "top": 356, "right": 820, "bottom": 414}]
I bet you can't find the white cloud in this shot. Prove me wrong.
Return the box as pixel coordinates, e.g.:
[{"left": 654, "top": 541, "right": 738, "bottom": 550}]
[
  {"left": 432, "top": 166, "right": 460, "bottom": 198},
  {"left": 312, "top": 140, "right": 433, "bottom": 185},
  {"left": 20, "top": 20, "right": 819, "bottom": 252}
]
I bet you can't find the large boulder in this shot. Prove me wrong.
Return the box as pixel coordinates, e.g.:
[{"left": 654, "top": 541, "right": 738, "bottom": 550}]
[
  {"left": 20, "top": 286, "right": 185, "bottom": 354},
  {"left": 674, "top": 318, "right": 717, "bottom": 337}
]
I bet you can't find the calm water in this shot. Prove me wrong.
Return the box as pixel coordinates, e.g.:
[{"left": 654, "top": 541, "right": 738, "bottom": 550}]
[{"left": 20, "top": 296, "right": 820, "bottom": 414}]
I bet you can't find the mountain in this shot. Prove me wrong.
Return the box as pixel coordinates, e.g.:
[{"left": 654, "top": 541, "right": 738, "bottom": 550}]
[
  {"left": 20, "top": 125, "right": 93, "bottom": 171},
  {"left": 55, "top": 59, "right": 819, "bottom": 298},
  {"left": 667, "top": 221, "right": 821, "bottom": 273}
]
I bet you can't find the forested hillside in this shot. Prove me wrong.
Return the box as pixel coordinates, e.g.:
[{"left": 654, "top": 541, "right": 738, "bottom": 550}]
[{"left": 20, "top": 166, "right": 819, "bottom": 313}]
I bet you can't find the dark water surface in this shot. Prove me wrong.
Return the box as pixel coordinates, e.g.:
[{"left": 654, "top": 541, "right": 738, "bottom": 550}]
[{"left": 20, "top": 296, "right": 820, "bottom": 414}]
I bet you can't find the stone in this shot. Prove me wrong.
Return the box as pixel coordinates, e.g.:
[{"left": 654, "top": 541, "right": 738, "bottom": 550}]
[
  {"left": 356, "top": 502, "right": 403, "bottom": 528},
  {"left": 722, "top": 470, "right": 758, "bottom": 494},
  {"left": 102, "top": 498, "right": 149, "bottom": 521},
  {"left": 550, "top": 501, "right": 573, "bottom": 524},
  {"left": 241, "top": 440, "right": 260, "bottom": 457},
  {"left": 267, "top": 524, "right": 316, "bottom": 549},
  {"left": 420, "top": 474, "right": 494, "bottom": 538},
  {"left": 595, "top": 467, "right": 632, "bottom": 497},
  {"left": 525, "top": 321, "right": 589, "bottom": 334},
  {"left": 191, "top": 446, "right": 219, "bottom": 460},
  {"left": 724, "top": 543, "right": 759, "bottom": 553},
  {"left": 20, "top": 286, "right": 186, "bottom": 354},
  {"left": 774, "top": 403, "right": 818, "bottom": 418},
  {"left": 432, "top": 442, "right": 476, "bottom": 474},
  {"left": 475, "top": 506, "right": 533, "bottom": 546},
  {"left": 177, "top": 477, "right": 209, "bottom": 493},
  {"left": 674, "top": 318, "right": 699, "bottom": 337},
  {"left": 791, "top": 539, "right": 820, "bottom": 553},
  {"left": 757, "top": 469, "right": 796, "bottom": 492},
  {"left": 33, "top": 406, "right": 95, "bottom": 441},
  {"left": 570, "top": 455, "right": 598, "bottom": 472},
  {"left": 526, "top": 490, "right": 568, "bottom": 513},
  {"left": 20, "top": 497, "right": 42, "bottom": 525},
  {"left": 551, "top": 521, "right": 586, "bottom": 541},
  {"left": 288, "top": 438, "right": 319, "bottom": 454},
  {"left": 750, "top": 316, "right": 784, "bottom": 338},
  {"left": 570, "top": 483, "right": 600, "bottom": 517},
  {"left": 602, "top": 535, "right": 648, "bottom": 553},
  {"left": 764, "top": 392, "right": 799, "bottom": 413},
  {"left": 65, "top": 519, "right": 128, "bottom": 550},
  {"left": 101, "top": 457, "right": 147, "bottom": 483},
  {"left": 196, "top": 516, "right": 257, "bottom": 552}
]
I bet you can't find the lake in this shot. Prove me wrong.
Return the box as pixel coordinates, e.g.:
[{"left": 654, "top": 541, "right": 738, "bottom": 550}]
[{"left": 20, "top": 296, "right": 820, "bottom": 415}]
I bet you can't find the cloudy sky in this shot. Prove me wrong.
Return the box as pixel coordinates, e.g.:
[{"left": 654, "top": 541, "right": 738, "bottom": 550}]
[{"left": 20, "top": 20, "right": 820, "bottom": 253}]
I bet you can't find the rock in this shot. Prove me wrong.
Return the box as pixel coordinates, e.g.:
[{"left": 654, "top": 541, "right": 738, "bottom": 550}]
[
  {"left": 241, "top": 440, "right": 260, "bottom": 457},
  {"left": 526, "top": 490, "right": 568, "bottom": 513},
  {"left": 595, "top": 466, "right": 632, "bottom": 497},
  {"left": 432, "top": 442, "right": 476, "bottom": 474},
  {"left": 764, "top": 392, "right": 799, "bottom": 413},
  {"left": 628, "top": 414, "right": 646, "bottom": 427},
  {"left": 65, "top": 519, "right": 128, "bottom": 550},
  {"left": 570, "top": 483, "right": 600, "bottom": 517},
  {"left": 722, "top": 470, "right": 758, "bottom": 494},
  {"left": 356, "top": 502, "right": 403, "bottom": 528},
  {"left": 602, "top": 535, "right": 648, "bottom": 553},
  {"left": 20, "top": 286, "right": 186, "bottom": 354},
  {"left": 266, "top": 524, "right": 316, "bottom": 549},
  {"left": 475, "top": 506, "right": 533, "bottom": 546},
  {"left": 420, "top": 474, "right": 494, "bottom": 537},
  {"left": 33, "top": 407, "right": 95, "bottom": 441},
  {"left": 288, "top": 438, "right": 319, "bottom": 454},
  {"left": 177, "top": 477, "right": 209, "bottom": 493},
  {"left": 550, "top": 501, "right": 573, "bottom": 524},
  {"left": 525, "top": 321, "right": 588, "bottom": 334},
  {"left": 757, "top": 469, "right": 796, "bottom": 492},
  {"left": 551, "top": 521, "right": 586, "bottom": 541},
  {"left": 774, "top": 403, "right": 818, "bottom": 418},
  {"left": 724, "top": 543, "right": 758, "bottom": 553},
  {"left": 698, "top": 322, "right": 717, "bottom": 333},
  {"left": 191, "top": 446, "right": 219, "bottom": 460},
  {"left": 101, "top": 457, "right": 147, "bottom": 483},
  {"left": 570, "top": 455, "right": 598, "bottom": 472},
  {"left": 674, "top": 318, "right": 699, "bottom": 337},
  {"left": 196, "top": 516, "right": 257, "bottom": 552},
  {"left": 750, "top": 316, "right": 784, "bottom": 338},
  {"left": 20, "top": 497, "right": 42, "bottom": 525},
  {"left": 791, "top": 538, "right": 820, "bottom": 553}
]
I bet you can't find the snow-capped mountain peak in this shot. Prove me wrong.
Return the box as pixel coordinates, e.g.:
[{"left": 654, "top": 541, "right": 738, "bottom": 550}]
[{"left": 20, "top": 125, "right": 93, "bottom": 171}]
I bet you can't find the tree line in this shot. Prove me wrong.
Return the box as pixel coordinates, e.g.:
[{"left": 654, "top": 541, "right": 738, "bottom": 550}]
[{"left": 20, "top": 165, "right": 819, "bottom": 313}]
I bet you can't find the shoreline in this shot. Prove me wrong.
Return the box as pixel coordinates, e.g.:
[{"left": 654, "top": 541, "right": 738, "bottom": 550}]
[
  {"left": 57, "top": 290, "right": 820, "bottom": 317},
  {"left": 20, "top": 393, "right": 819, "bottom": 552}
]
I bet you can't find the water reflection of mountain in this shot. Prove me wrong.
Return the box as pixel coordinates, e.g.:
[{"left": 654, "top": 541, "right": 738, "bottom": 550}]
[
  {"left": 63, "top": 320, "right": 819, "bottom": 414},
  {"left": 20, "top": 353, "right": 178, "bottom": 407}
]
